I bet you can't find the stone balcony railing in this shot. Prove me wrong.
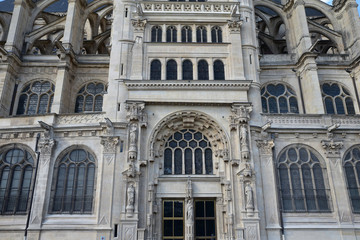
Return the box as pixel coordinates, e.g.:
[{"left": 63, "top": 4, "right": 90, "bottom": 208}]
[{"left": 140, "top": 1, "right": 235, "bottom": 14}]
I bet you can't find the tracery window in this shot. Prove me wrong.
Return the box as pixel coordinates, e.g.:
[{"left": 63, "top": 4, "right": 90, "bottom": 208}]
[
  {"left": 150, "top": 60, "right": 162, "bottom": 80},
  {"left": 321, "top": 82, "right": 355, "bottom": 115},
  {"left": 343, "top": 146, "right": 360, "bottom": 213},
  {"left": 182, "top": 60, "right": 193, "bottom": 80},
  {"left": 198, "top": 60, "right": 209, "bottom": 80},
  {"left": 164, "top": 129, "right": 213, "bottom": 175},
  {"left": 166, "top": 26, "right": 177, "bottom": 43},
  {"left": 261, "top": 83, "right": 299, "bottom": 113},
  {"left": 196, "top": 26, "right": 207, "bottom": 43},
  {"left": 0, "top": 147, "right": 34, "bottom": 215},
  {"left": 50, "top": 149, "right": 96, "bottom": 214},
  {"left": 151, "top": 26, "right": 162, "bottom": 42},
  {"left": 166, "top": 60, "right": 177, "bottom": 80},
  {"left": 211, "top": 26, "right": 222, "bottom": 43},
  {"left": 213, "top": 60, "right": 225, "bottom": 80},
  {"left": 278, "top": 145, "right": 331, "bottom": 212},
  {"left": 16, "top": 80, "right": 55, "bottom": 115},
  {"left": 75, "top": 82, "right": 105, "bottom": 113},
  {"left": 181, "top": 26, "right": 192, "bottom": 43}
]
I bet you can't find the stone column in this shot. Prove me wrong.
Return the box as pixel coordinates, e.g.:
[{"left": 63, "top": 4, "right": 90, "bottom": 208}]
[
  {"left": 130, "top": 19, "right": 147, "bottom": 80},
  {"left": 227, "top": 20, "right": 245, "bottom": 80},
  {"left": 98, "top": 136, "right": 119, "bottom": 240},
  {"left": 256, "top": 139, "right": 282, "bottom": 240},
  {"left": 27, "top": 136, "right": 56, "bottom": 240},
  {"left": 321, "top": 139, "right": 356, "bottom": 239}
]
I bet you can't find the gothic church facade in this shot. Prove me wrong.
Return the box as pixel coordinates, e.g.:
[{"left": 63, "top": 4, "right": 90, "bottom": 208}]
[{"left": 0, "top": 0, "right": 360, "bottom": 239}]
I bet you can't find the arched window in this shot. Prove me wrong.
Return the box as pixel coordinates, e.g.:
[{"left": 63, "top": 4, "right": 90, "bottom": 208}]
[
  {"left": 321, "top": 82, "right": 355, "bottom": 115},
  {"left": 211, "top": 26, "right": 222, "bottom": 43},
  {"left": 182, "top": 60, "right": 193, "bottom": 80},
  {"left": 166, "top": 26, "right": 177, "bottom": 43},
  {"left": 166, "top": 60, "right": 177, "bottom": 80},
  {"left": 164, "top": 129, "right": 213, "bottom": 175},
  {"left": 278, "top": 145, "right": 331, "bottom": 212},
  {"left": 16, "top": 80, "right": 55, "bottom": 115},
  {"left": 0, "top": 147, "right": 34, "bottom": 215},
  {"left": 343, "top": 146, "right": 360, "bottom": 213},
  {"left": 181, "top": 26, "right": 192, "bottom": 43},
  {"left": 75, "top": 82, "right": 105, "bottom": 113},
  {"left": 198, "top": 60, "right": 209, "bottom": 80},
  {"left": 196, "top": 26, "right": 207, "bottom": 43},
  {"left": 51, "top": 148, "right": 96, "bottom": 214},
  {"left": 213, "top": 60, "right": 225, "bottom": 80},
  {"left": 261, "top": 83, "right": 299, "bottom": 113},
  {"left": 151, "top": 26, "right": 162, "bottom": 42},
  {"left": 150, "top": 60, "right": 162, "bottom": 80}
]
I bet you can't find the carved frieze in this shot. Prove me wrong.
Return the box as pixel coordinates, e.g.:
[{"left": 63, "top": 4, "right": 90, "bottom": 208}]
[
  {"left": 132, "top": 18, "right": 147, "bottom": 31},
  {"left": 101, "top": 137, "right": 119, "bottom": 154},
  {"left": 227, "top": 20, "right": 242, "bottom": 32},
  {"left": 256, "top": 140, "right": 274, "bottom": 155},
  {"left": 321, "top": 139, "right": 343, "bottom": 157}
]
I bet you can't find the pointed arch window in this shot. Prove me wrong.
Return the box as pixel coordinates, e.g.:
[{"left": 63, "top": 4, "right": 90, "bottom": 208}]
[
  {"left": 196, "top": 26, "right": 207, "bottom": 43},
  {"left": 151, "top": 26, "right": 162, "bottom": 42},
  {"left": 213, "top": 60, "right": 225, "bottom": 80},
  {"left": 321, "top": 82, "right": 355, "bottom": 115},
  {"left": 166, "top": 26, "right": 177, "bottom": 43},
  {"left": 75, "top": 82, "right": 106, "bottom": 113},
  {"left": 150, "top": 60, "right": 162, "bottom": 80},
  {"left": 0, "top": 147, "right": 35, "bottom": 215},
  {"left": 50, "top": 149, "right": 96, "bottom": 214},
  {"left": 164, "top": 129, "right": 213, "bottom": 175},
  {"left": 198, "top": 60, "right": 209, "bottom": 80},
  {"left": 211, "top": 26, "right": 222, "bottom": 43},
  {"left": 181, "top": 26, "right": 192, "bottom": 43},
  {"left": 261, "top": 83, "right": 299, "bottom": 113},
  {"left": 182, "top": 60, "right": 193, "bottom": 80},
  {"left": 16, "top": 80, "right": 55, "bottom": 115},
  {"left": 343, "top": 146, "right": 360, "bottom": 213},
  {"left": 277, "top": 145, "right": 331, "bottom": 212},
  {"left": 166, "top": 60, "right": 177, "bottom": 80}
]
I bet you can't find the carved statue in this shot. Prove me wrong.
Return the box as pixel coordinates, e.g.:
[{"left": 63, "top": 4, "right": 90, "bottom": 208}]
[
  {"left": 245, "top": 183, "right": 254, "bottom": 210},
  {"left": 240, "top": 124, "right": 250, "bottom": 159},
  {"left": 186, "top": 179, "right": 192, "bottom": 199},
  {"left": 128, "top": 123, "right": 138, "bottom": 160},
  {"left": 126, "top": 184, "right": 135, "bottom": 213}
]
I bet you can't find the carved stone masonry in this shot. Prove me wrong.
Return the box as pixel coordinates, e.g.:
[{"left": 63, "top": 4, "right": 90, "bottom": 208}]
[
  {"left": 126, "top": 183, "right": 135, "bottom": 216},
  {"left": 101, "top": 137, "right": 119, "bottom": 154},
  {"left": 256, "top": 140, "right": 274, "bottom": 155},
  {"left": 229, "top": 104, "right": 252, "bottom": 130},
  {"left": 132, "top": 18, "right": 147, "bottom": 31},
  {"left": 227, "top": 20, "right": 243, "bottom": 32},
  {"left": 38, "top": 138, "right": 56, "bottom": 155},
  {"left": 321, "top": 139, "right": 343, "bottom": 158},
  {"left": 125, "top": 102, "right": 147, "bottom": 127},
  {"left": 240, "top": 124, "right": 250, "bottom": 159},
  {"left": 128, "top": 123, "right": 138, "bottom": 160}
]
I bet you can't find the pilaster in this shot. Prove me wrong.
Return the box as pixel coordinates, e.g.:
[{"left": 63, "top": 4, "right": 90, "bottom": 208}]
[
  {"left": 228, "top": 20, "right": 245, "bottom": 81},
  {"left": 130, "top": 19, "right": 147, "bottom": 80}
]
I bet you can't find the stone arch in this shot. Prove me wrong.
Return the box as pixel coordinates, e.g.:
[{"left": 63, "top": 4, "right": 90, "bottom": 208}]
[
  {"left": 54, "top": 144, "right": 99, "bottom": 166},
  {"left": 149, "top": 111, "right": 230, "bottom": 163},
  {"left": 0, "top": 143, "right": 37, "bottom": 162},
  {"left": 303, "top": 2, "right": 340, "bottom": 30}
]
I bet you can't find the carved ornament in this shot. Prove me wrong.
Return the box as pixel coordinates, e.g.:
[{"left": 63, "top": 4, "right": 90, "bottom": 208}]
[
  {"left": 256, "top": 140, "right": 274, "bottom": 155},
  {"left": 227, "top": 20, "right": 242, "bottom": 32},
  {"left": 132, "top": 18, "right": 147, "bottom": 31},
  {"left": 38, "top": 138, "right": 56, "bottom": 155},
  {"left": 125, "top": 102, "right": 147, "bottom": 127},
  {"left": 101, "top": 137, "right": 119, "bottom": 153},
  {"left": 230, "top": 104, "right": 252, "bottom": 129},
  {"left": 321, "top": 139, "right": 343, "bottom": 157}
]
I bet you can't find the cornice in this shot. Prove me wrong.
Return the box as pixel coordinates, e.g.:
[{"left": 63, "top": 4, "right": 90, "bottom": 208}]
[{"left": 124, "top": 80, "right": 252, "bottom": 90}]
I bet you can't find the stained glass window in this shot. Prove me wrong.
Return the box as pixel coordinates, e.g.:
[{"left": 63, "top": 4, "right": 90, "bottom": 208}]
[
  {"left": 164, "top": 129, "right": 213, "bottom": 175},
  {"left": 16, "top": 80, "right": 55, "bottom": 115},
  {"left": 166, "top": 26, "right": 177, "bottom": 43},
  {"left": 0, "top": 147, "right": 34, "bottom": 215},
  {"left": 213, "top": 60, "right": 225, "bottom": 80},
  {"left": 198, "top": 60, "right": 209, "bottom": 80},
  {"left": 182, "top": 26, "right": 192, "bottom": 43},
  {"left": 196, "top": 26, "right": 207, "bottom": 43},
  {"left": 321, "top": 82, "right": 355, "bottom": 115},
  {"left": 277, "top": 145, "right": 331, "bottom": 212},
  {"left": 182, "top": 60, "right": 193, "bottom": 80},
  {"left": 166, "top": 60, "right": 177, "bottom": 80},
  {"left": 211, "top": 26, "right": 222, "bottom": 43},
  {"left": 343, "top": 146, "right": 360, "bottom": 213},
  {"left": 261, "top": 83, "right": 299, "bottom": 113},
  {"left": 151, "top": 26, "right": 162, "bottom": 42},
  {"left": 51, "top": 149, "right": 96, "bottom": 214},
  {"left": 150, "top": 60, "right": 162, "bottom": 80},
  {"left": 75, "top": 82, "right": 105, "bottom": 113}
]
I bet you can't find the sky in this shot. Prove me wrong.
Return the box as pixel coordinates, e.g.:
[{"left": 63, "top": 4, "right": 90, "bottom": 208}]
[{"left": 0, "top": 0, "right": 359, "bottom": 15}]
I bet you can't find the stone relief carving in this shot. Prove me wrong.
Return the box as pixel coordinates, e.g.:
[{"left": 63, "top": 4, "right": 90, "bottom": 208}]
[
  {"left": 240, "top": 124, "right": 250, "bottom": 159},
  {"left": 227, "top": 20, "right": 243, "bottom": 32},
  {"left": 100, "top": 137, "right": 119, "bottom": 154},
  {"left": 55, "top": 113, "right": 104, "bottom": 125},
  {"left": 229, "top": 104, "right": 252, "bottom": 129},
  {"left": 186, "top": 199, "right": 194, "bottom": 222},
  {"left": 132, "top": 18, "right": 147, "bottom": 31},
  {"left": 128, "top": 123, "right": 138, "bottom": 160},
  {"left": 126, "top": 183, "right": 135, "bottom": 215},
  {"left": 125, "top": 102, "right": 147, "bottom": 127},
  {"left": 38, "top": 138, "right": 55, "bottom": 156},
  {"left": 245, "top": 225, "right": 258, "bottom": 240},
  {"left": 245, "top": 182, "right": 254, "bottom": 212},
  {"left": 256, "top": 140, "right": 274, "bottom": 155},
  {"left": 124, "top": 225, "right": 136, "bottom": 240}
]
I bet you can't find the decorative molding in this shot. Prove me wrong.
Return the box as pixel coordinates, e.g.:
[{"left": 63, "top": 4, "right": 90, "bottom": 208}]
[
  {"left": 141, "top": 2, "right": 233, "bottom": 14},
  {"left": 55, "top": 113, "right": 104, "bottom": 125},
  {"left": 101, "top": 137, "right": 119, "bottom": 154},
  {"left": 38, "top": 138, "right": 56, "bottom": 155},
  {"left": 256, "top": 140, "right": 274, "bottom": 155},
  {"left": 125, "top": 81, "right": 252, "bottom": 90},
  {"left": 227, "top": 20, "right": 242, "bottom": 32}
]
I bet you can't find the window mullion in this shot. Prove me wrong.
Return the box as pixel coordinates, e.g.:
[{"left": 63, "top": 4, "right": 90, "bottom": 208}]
[
  {"left": 71, "top": 164, "right": 79, "bottom": 214},
  {"left": 298, "top": 164, "right": 307, "bottom": 212},
  {"left": 287, "top": 166, "right": 295, "bottom": 211}
]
